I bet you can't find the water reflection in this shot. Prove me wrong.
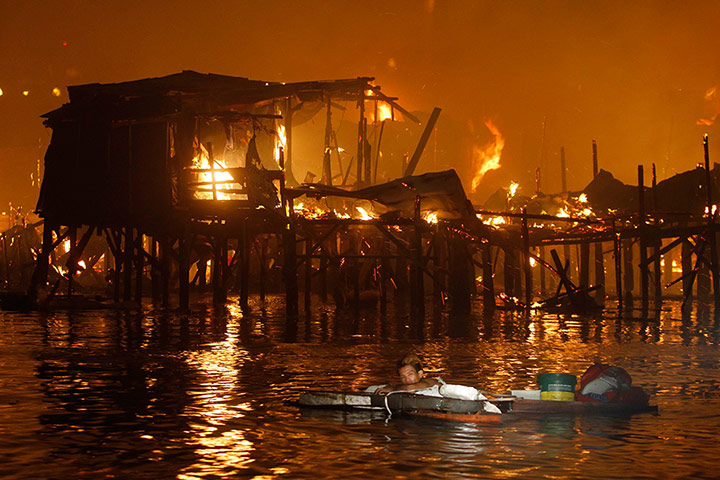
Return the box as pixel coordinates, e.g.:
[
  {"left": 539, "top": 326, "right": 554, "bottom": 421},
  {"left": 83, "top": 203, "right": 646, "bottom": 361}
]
[{"left": 1, "top": 296, "right": 720, "bottom": 479}]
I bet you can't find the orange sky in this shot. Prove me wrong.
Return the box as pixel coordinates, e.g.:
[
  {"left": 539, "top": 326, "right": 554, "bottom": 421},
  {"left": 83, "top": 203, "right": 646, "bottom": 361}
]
[{"left": 2, "top": 0, "right": 720, "bottom": 209}]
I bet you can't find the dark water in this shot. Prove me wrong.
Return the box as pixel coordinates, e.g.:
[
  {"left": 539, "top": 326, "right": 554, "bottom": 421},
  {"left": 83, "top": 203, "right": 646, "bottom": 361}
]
[{"left": 1, "top": 296, "right": 719, "bottom": 479}]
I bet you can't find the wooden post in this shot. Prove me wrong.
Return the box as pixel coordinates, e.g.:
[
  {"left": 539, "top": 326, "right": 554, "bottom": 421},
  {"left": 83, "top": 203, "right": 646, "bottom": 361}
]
[
  {"left": 123, "top": 226, "right": 133, "bottom": 302},
  {"left": 150, "top": 237, "right": 160, "bottom": 302},
  {"left": 179, "top": 231, "right": 190, "bottom": 311},
  {"left": 521, "top": 208, "right": 532, "bottom": 308},
  {"left": 134, "top": 231, "right": 143, "bottom": 305},
  {"left": 112, "top": 230, "right": 121, "bottom": 303},
  {"left": 482, "top": 244, "right": 495, "bottom": 311},
  {"left": 613, "top": 224, "right": 623, "bottom": 313},
  {"left": 539, "top": 246, "right": 546, "bottom": 295},
  {"left": 592, "top": 140, "right": 599, "bottom": 177},
  {"left": 356, "top": 90, "right": 365, "bottom": 187},
  {"left": 703, "top": 134, "right": 720, "bottom": 310},
  {"left": 652, "top": 163, "right": 661, "bottom": 305},
  {"left": 66, "top": 225, "right": 77, "bottom": 296},
  {"left": 681, "top": 238, "right": 693, "bottom": 302},
  {"left": 322, "top": 98, "right": 333, "bottom": 185},
  {"left": 304, "top": 237, "right": 312, "bottom": 312},
  {"left": 160, "top": 236, "right": 170, "bottom": 308},
  {"left": 285, "top": 97, "right": 295, "bottom": 184},
  {"left": 638, "top": 165, "right": 649, "bottom": 313},
  {"left": 240, "top": 224, "right": 249, "bottom": 309}
]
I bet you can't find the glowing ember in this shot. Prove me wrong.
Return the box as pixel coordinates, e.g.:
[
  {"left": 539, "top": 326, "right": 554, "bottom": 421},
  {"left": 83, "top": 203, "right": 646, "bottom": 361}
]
[
  {"left": 578, "top": 193, "right": 588, "bottom": 203},
  {"left": 508, "top": 181, "right": 519, "bottom": 198},
  {"left": 423, "top": 212, "right": 439, "bottom": 224},
  {"left": 63, "top": 239, "right": 71, "bottom": 253},
  {"left": 556, "top": 208, "right": 570, "bottom": 218},
  {"left": 471, "top": 120, "right": 504, "bottom": 192}
]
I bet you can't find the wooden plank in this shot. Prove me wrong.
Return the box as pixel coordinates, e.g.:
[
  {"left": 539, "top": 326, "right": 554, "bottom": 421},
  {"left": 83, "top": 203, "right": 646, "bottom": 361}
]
[{"left": 403, "top": 107, "right": 442, "bottom": 177}]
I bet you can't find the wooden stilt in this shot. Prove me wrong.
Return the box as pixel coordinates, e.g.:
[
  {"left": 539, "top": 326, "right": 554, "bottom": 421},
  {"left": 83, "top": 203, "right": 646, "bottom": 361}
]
[
  {"left": 240, "top": 225, "right": 250, "bottom": 309},
  {"left": 151, "top": 237, "right": 160, "bottom": 302},
  {"left": 539, "top": 246, "right": 546, "bottom": 295},
  {"left": 134, "top": 231, "right": 143, "bottom": 305},
  {"left": 613, "top": 225, "right": 623, "bottom": 313},
  {"left": 304, "top": 237, "right": 312, "bottom": 311},
  {"left": 160, "top": 236, "right": 170, "bottom": 308},
  {"left": 482, "top": 244, "right": 495, "bottom": 311},
  {"left": 521, "top": 208, "right": 532, "bottom": 308},
  {"left": 124, "top": 226, "right": 133, "bottom": 302},
  {"left": 67, "top": 225, "right": 77, "bottom": 296},
  {"left": 638, "top": 165, "right": 649, "bottom": 313},
  {"left": 681, "top": 238, "right": 693, "bottom": 302},
  {"left": 179, "top": 232, "right": 190, "bottom": 311}
]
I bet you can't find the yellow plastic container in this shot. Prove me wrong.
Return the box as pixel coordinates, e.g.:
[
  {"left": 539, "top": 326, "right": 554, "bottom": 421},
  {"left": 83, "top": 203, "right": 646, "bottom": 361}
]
[{"left": 537, "top": 373, "right": 577, "bottom": 401}]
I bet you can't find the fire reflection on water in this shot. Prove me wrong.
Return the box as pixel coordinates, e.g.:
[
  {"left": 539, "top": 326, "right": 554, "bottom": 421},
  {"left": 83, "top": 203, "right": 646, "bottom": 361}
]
[{"left": 178, "top": 304, "right": 256, "bottom": 479}]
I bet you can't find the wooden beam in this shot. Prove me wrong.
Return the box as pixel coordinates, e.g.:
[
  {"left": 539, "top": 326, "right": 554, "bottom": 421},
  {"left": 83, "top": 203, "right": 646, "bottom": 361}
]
[{"left": 403, "top": 107, "right": 442, "bottom": 177}]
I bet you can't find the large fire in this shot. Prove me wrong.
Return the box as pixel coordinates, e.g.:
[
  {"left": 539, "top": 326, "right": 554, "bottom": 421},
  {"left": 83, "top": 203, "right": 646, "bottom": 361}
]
[
  {"left": 192, "top": 145, "right": 237, "bottom": 200},
  {"left": 471, "top": 120, "right": 504, "bottom": 192}
]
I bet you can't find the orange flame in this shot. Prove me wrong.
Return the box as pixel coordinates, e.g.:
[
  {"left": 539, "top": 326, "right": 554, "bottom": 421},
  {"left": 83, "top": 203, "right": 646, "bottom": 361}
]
[
  {"left": 471, "top": 120, "right": 504, "bottom": 192},
  {"left": 192, "top": 146, "right": 236, "bottom": 200}
]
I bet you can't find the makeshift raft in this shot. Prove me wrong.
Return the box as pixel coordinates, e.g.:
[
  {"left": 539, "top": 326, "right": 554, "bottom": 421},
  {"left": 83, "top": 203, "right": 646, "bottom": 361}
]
[{"left": 298, "top": 391, "right": 657, "bottom": 424}]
